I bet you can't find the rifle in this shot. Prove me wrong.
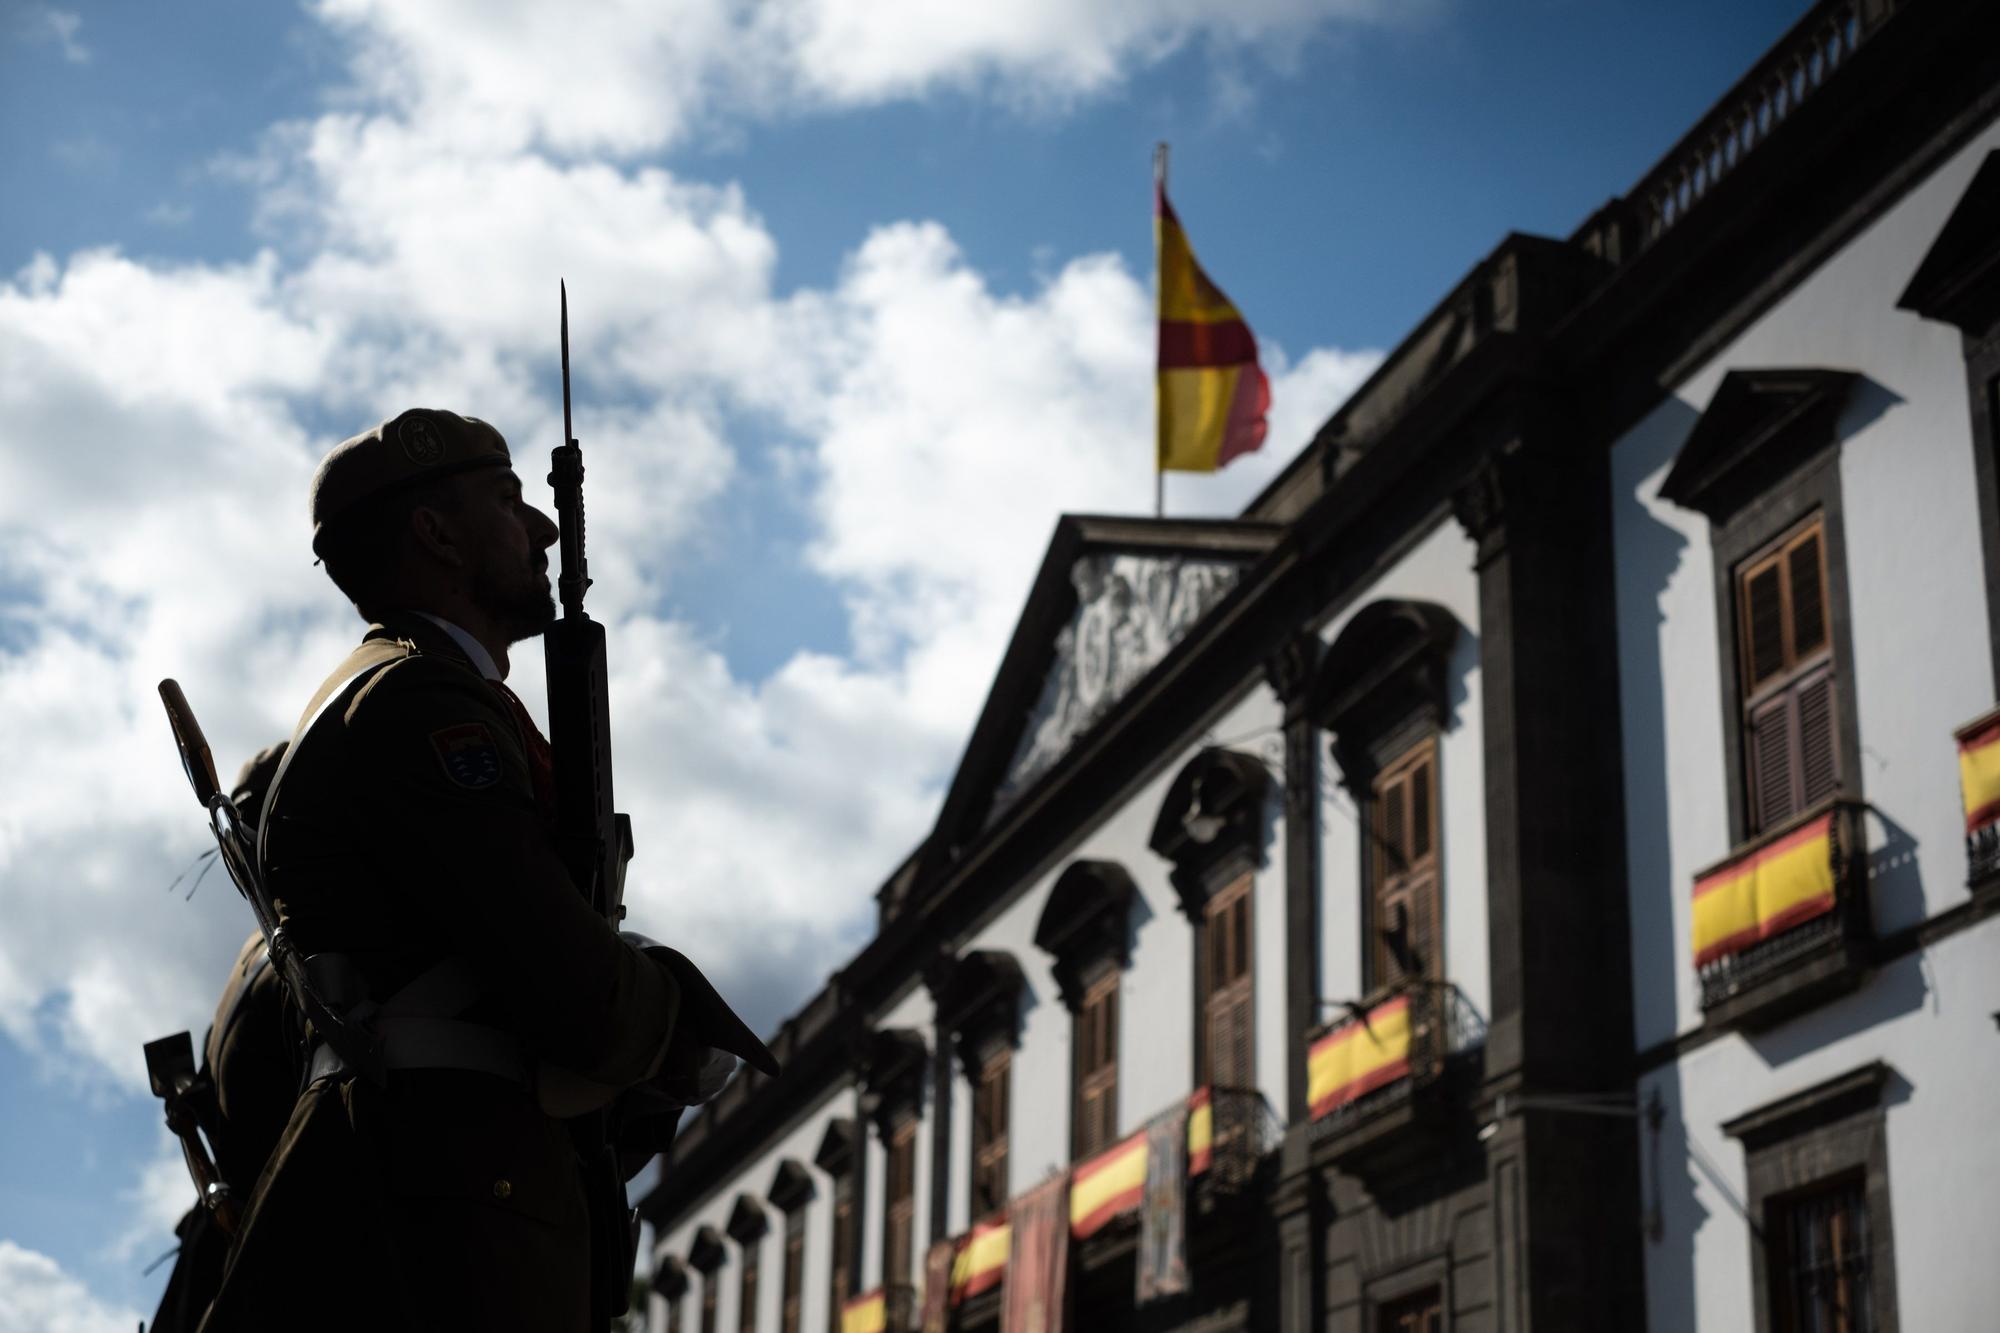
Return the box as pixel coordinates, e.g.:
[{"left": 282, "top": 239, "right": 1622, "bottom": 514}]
[
  {"left": 543, "top": 283, "right": 639, "bottom": 1330},
  {"left": 545, "top": 281, "right": 633, "bottom": 922}
]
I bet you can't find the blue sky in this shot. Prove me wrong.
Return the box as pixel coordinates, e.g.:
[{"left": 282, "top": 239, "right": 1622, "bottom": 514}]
[{"left": 1, "top": 0, "right": 1804, "bottom": 1324}]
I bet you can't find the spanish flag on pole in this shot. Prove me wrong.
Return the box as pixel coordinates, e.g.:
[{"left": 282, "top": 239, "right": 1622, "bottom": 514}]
[{"left": 1156, "top": 145, "right": 1270, "bottom": 477}]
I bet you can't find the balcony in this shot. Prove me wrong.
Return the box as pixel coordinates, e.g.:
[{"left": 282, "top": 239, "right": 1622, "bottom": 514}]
[
  {"left": 940, "top": 1086, "right": 1279, "bottom": 1328},
  {"left": 1306, "top": 980, "right": 1486, "bottom": 1192},
  {"left": 1956, "top": 707, "right": 2000, "bottom": 901},
  {"left": 1693, "top": 798, "right": 1868, "bottom": 1031}
]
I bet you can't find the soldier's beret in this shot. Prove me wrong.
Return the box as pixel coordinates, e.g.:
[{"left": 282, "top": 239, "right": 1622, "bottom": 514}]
[{"left": 310, "top": 408, "right": 512, "bottom": 555}]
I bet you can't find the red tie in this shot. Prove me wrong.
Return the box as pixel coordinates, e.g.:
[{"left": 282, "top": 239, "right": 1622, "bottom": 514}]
[{"left": 488, "top": 680, "right": 556, "bottom": 825}]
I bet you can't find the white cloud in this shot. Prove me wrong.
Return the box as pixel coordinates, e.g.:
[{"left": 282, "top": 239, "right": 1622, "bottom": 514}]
[
  {"left": 0, "top": 1242, "right": 142, "bottom": 1333},
  {"left": 309, "top": 0, "right": 1415, "bottom": 155},
  {"left": 13, "top": 6, "right": 90, "bottom": 65},
  {"left": 105, "top": 1137, "right": 196, "bottom": 1270},
  {"left": 0, "top": 0, "right": 1382, "bottom": 1085}
]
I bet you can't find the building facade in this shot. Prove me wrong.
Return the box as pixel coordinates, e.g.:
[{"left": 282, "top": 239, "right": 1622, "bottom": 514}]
[{"left": 643, "top": 2, "right": 2000, "bottom": 1330}]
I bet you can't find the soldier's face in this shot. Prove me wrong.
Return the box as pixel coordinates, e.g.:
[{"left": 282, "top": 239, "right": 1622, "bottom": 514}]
[{"left": 458, "top": 467, "right": 559, "bottom": 640}]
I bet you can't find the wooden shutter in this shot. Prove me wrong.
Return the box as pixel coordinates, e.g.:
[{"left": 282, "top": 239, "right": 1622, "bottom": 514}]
[
  {"left": 1202, "top": 874, "right": 1254, "bottom": 1089},
  {"left": 781, "top": 1212, "right": 804, "bottom": 1333},
  {"left": 885, "top": 1121, "right": 916, "bottom": 1289},
  {"left": 971, "top": 1051, "right": 1010, "bottom": 1218},
  {"left": 1074, "top": 972, "right": 1120, "bottom": 1159},
  {"left": 1370, "top": 740, "right": 1440, "bottom": 990},
  {"left": 1737, "top": 517, "right": 1840, "bottom": 833},
  {"left": 827, "top": 1179, "right": 853, "bottom": 1333},
  {"left": 740, "top": 1240, "right": 761, "bottom": 1333}
]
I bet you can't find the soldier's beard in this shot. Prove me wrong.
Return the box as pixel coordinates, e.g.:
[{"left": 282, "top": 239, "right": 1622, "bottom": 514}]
[{"left": 475, "top": 563, "right": 558, "bottom": 644}]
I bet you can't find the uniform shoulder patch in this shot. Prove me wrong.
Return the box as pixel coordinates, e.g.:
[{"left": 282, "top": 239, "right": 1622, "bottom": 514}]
[{"left": 430, "top": 722, "right": 503, "bottom": 790}]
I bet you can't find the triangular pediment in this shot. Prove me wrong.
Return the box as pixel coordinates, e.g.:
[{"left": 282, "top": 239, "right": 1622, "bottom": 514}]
[
  {"left": 1900, "top": 150, "right": 2000, "bottom": 332},
  {"left": 1658, "top": 369, "right": 1856, "bottom": 521},
  {"left": 919, "top": 515, "right": 1278, "bottom": 886}
]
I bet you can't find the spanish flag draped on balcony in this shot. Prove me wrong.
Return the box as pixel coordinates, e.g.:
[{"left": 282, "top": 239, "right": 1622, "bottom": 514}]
[{"left": 1155, "top": 146, "right": 1270, "bottom": 476}]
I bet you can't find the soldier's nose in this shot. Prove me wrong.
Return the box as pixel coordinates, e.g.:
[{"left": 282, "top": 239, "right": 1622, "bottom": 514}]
[{"left": 528, "top": 506, "right": 558, "bottom": 549}]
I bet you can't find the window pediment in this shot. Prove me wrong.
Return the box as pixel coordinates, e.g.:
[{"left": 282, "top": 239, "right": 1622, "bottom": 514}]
[
  {"left": 928, "top": 950, "right": 1026, "bottom": 1079},
  {"left": 1150, "top": 748, "right": 1272, "bottom": 918},
  {"left": 1033, "top": 860, "right": 1135, "bottom": 1009},
  {"left": 767, "top": 1158, "right": 815, "bottom": 1213},
  {"left": 1899, "top": 150, "right": 2000, "bottom": 333},
  {"left": 813, "top": 1117, "right": 857, "bottom": 1176},
  {"left": 689, "top": 1224, "right": 726, "bottom": 1273},
  {"left": 1308, "top": 599, "right": 1459, "bottom": 790},
  {"left": 726, "top": 1193, "right": 769, "bottom": 1244},
  {"left": 651, "top": 1254, "right": 689, "bottom": 1299},
  {"left": 1657, "top": 368, "right": 1857, "bottom": 523},
  {"left": 857, "top": 1028, "right": 928, "bottom": 1131}
]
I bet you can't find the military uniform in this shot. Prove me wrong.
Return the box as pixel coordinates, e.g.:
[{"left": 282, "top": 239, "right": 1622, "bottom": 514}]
[{"left": 200, "top": 410, "right": 732, "bottom": 1333}]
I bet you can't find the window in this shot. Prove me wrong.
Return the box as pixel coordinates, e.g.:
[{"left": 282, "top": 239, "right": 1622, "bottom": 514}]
[
  {"left": 1200, "top": 873, "right": 1254, "bottom": 1089},
  {"left": 1073, "top": 971, "right": 1119, "bottom": 1159},
  {"left": 1737, "top": 515, "right": 1840, "bottom": 833},
  {"left": 1724, "top": 1062, "right": 1898, "bottom": 1333},
  {"left": 884, "top": 1119, "right": 917, "bottom": 1291},
  {"left": 1769, "top": 1176, "right": 1876, "bottom": 1333},
  {"left": 827, "top": 1177, "right": 854, "bottom": 1333},
  {"left": 970, "top": 1051, "right": 1010, "bottom": 1217},
  {"left": 1369, "top": 737, "right": 1441, "bottom": 989},
  {"left": 739, "top": 1239, "right": 761, "bottom": 1333},
  {"left": 1377, "top": 1287, "right": 1443, "bottom": 1333},
  {"left": 665, "top": 1292, "right": 681, "bottom": 1333},
  {"left": 780, "top": 1211, "right": 804, "bottom": 1333},
  {"left": 702, "top": 1274, "right": 720, "bottom": 1333}
]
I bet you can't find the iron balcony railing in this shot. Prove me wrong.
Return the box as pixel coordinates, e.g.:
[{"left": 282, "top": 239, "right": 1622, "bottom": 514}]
[
  {"left": 1306, "top": 979, "right": 1487, "bottom": 1137},
  {"left": 1692, "top": 798, "right": 1867, "bottom": 1012}
]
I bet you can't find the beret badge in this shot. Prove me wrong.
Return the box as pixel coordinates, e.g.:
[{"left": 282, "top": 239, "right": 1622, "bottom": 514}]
[{"left": 399, "top": 416, "right": 445, "bottom": 467}]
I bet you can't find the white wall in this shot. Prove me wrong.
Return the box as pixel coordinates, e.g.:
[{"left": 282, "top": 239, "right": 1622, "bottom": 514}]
[
  {"left": 1313, "top": 518, "right": 1489, "bottom": 1023},
  {"left": 653, "top": 1083, "right": 860, "bottom": 1333},
  {"left": 1639, "top": 923, "right": 2000, "bottom": 1331},
  {"left": 1614, "top": 120, "right": 2000, "bottom": 1048}
]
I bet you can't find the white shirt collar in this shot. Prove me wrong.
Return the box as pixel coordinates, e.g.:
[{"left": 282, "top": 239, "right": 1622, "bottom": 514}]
[{"left": 412, "top": 612, "right": 502, "bottom": 682}]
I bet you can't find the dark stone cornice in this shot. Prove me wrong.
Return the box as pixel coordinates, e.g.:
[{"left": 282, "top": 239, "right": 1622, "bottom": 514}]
[{"left": 1033, "top": 860, "right": 1136, "bottom": 1009}]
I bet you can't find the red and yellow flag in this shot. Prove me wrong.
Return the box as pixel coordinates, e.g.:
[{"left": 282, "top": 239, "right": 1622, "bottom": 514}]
[
  {"left": 1186, "top": 1087, "right": 1214, "bottom": 1176},
  {"left": 950, "top": 1218, "right": 1010, "bottom": 1305},
  {"left": 1690, "top": 811, "right": 1837, "bottom": 966},
  {"left": 1308, "top": 995, "right": 1412, "bottom": 1120},
  {"left": 1068, "top": 1127, "right": 1148, "bottom": 1238},
  {"left": 841, "top": 1289, "right": 887, "bottom": 1333},
  {"left": 1156, "top": 173, "right": 1269, "bottom": 474},
  {"left": 1957, "top": 709, "right": 2000, "bottom": 835}
]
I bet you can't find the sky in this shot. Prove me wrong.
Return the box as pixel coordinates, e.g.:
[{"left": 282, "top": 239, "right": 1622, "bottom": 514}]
[{"left": 0, "top": 0, "right": 1809, "bottom": 1325}]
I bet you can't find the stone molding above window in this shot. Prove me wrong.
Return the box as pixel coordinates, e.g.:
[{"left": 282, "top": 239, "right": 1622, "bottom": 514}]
[
  {"left": 856, "top": 1029, "right": 929, "bottom": 1134},
  {"left": 926, "top": 950, "right": 1025, "bottom": 1080},
  {"left": 1898, "top": 149, "right": 2000, "bottom": 334},
  {"left": 652, "top": 1253, "right": 690, "bottom": 1300},
  {"left": 1656, "top": 368, "right": 1857, "bottom": 524},
  {"left": 688, "top": 1224, "right": 726, "bottom": 1274},
  {"left": 727, "top": 1193, "right": 770, "bottom": 1244},
  {"left": 1033, "top": 860, "right": 1136, "bottom": 1011},
  {"left": 1306, "top": 598, "right": 1459, "bottom": 791},
  {"left": 1150, "top": 747, "right": 1272, "bottom": 919},
  {"left": 768, "top": 1158, "right": 816, "bottom": 1214},
  {"left": 814, "top": 1117, "right": 858, "bottom": 1176}
]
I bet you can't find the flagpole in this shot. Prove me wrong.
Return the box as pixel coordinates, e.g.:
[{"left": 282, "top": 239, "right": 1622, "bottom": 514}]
[{"left": 1154, "top": 141, "right": 1168, "bottom": 521}]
